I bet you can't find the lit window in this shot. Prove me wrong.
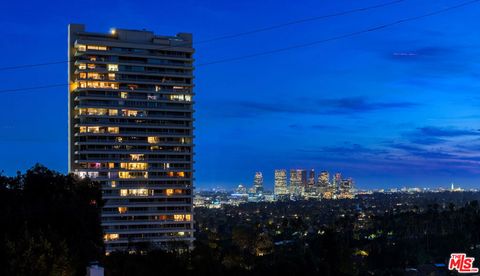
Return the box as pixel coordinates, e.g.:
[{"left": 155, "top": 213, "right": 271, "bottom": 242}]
[
  {"left": 166, "top": 189, "right": 174, "bottom": 196},
  {"left": 163, "top": 163, "right": 170, "bottom": 169},
  {"left": 173, "top": 214, "right": 191, "bottom": 221},
  {"left": 120, "top": 188, "right": 151, "bottom": 196},
  {"left": 177, "top": 171, "right": 185, "bottom": 177},
  {"left": 108, "top": 109, "right": 118, "bottom": 116},
  {"left": 79, "top": 126, "right": 87, "bottom": 133},
  {"left": 120, "top": 162, "right": 148, "bottom": 170},
  {"left": 148, "top": 136, "right": 159, "bottom": 144},
  {"left": 119, "top": 171, "right": 148, "bottom": 179},
  {"left": 108, "top": 163, "right": 115, "bottom": 169},
  {"left": 79, "top": 72, "right": 87, "bottom": 79},
  {"left": 104, "top": 233, "right": 119, "bottom": 241},
  {"left": 107, "top": 127, "right": 119, "bottom": 134},
  {"left": 169, "top": 94, "right": 191, "bottom": 102},
  {"left": 107, "top": 64, "right": 118, "bottom": 71},
  {"left": 111, "top": 181, "right": 116, "bottom": 188},
  {"left": 120, "top": 92, "right": 128, "bottom": 99},
  {"left": 130, "top": 154, "right": 144, "bottom": 161},
  {"left": 87, "top": 45, "right": 107, "bottom": 51},
  {"left": 174, "top": 214, "right": 185, "bottom": 221},
  {"left": 118, "top": 207, "right": 127, "bottom": 214},
  {"left": 77, "top": 44, "right": 86, "bottom": 51},
  {"left": 87, "top": 126, "right": 102, "bottom": 133},
  {"left": 78, "top": 63, "right": 86, "bottom": 70},
  {"left": 108, "top": 73, "right": 116, "bottom": 80},
  {"left": 87, "top": 64, "right": 96, "bottom": 70},
  {"left": 88, "top": 72, "right": 101, "bottom": 80}
]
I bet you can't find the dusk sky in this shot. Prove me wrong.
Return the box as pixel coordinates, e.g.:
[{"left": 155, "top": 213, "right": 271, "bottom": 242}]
[{"left": 1, "top": 0, "right": 480, "bottom": 189}]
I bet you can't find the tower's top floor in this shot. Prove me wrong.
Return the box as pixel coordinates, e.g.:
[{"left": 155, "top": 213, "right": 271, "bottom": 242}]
[{"left": 68, "top": 24, "right": 193, "bottom": 50}]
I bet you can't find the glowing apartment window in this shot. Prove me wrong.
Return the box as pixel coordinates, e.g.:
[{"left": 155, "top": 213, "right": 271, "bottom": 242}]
[
  {"left": 119, "top": 171, "right": 148, "bottom": 179},
  {"left": 174, "top": 214, "right": 185, "bottom": 221},
  {"left": 163, "top": 163, "right": 170, "bottom": 169},
  {"left": 107, "top": 127, "right": 119, "bottom": 134},
  {"left": 108, "top": 163, "right": 115, "bottom": 169},
  {"left": 173, "top": 214, "right": 192, "bottom": 222},
  {"left": 120, "top": 92, "right": 128, "bottom": 99},
  {"left": 177, "top": 171, "right": 185, "bottom": 177},
  {"left": 87, "top": 64, "right": 96, "bottom": 70},
  {"left": 79, "top": 72, "right": 87, "bottom": 79},
  {"left": 108, "top": 73, "right": 116, "bottom": 80},
  {"left": 77, "top": 44, "right": 86, "bottom": 51},
  {"left": 118, "top": 207, "right": 127, "bottom": 214},
  {"left": 147, "top": 136, "right": 160, "bottom": 144},
  {"left": 104, "top": 233, "right": 119, "bottom": 241},
  {"left": 111, "top": 181, "right": 116, "bottom": 188},
  {"left": 108, "top": 109, "right": 118, "bottom": 116},
  {"left": 166, "top": 189, "right": 174, "bottom": 196},
  {"left": 120, "top": 162, "right": 148, "bottom": 170},
  {"left": 87, "top": 45, "right": 107, "bottom": 51},
  {"left": 78, "top": 63, "right": 86, "bottom": 70},
  {"left": 107, "top": 64, "right": 118, "bottom": 71},
  {"left": 88, "top": 72, "right": 101, "bottom": 80},
  {"left": 130, "top": 154, "right": 144, "bottom": 161},
  {"left": 87, "top": 126, "right": 101, "bottom": 133},
  {"left": 120, "top": 188, "right": 150, "bottom": 196},
  {"left": 79, "top": 126, "right": 87, "bottom": 133}
]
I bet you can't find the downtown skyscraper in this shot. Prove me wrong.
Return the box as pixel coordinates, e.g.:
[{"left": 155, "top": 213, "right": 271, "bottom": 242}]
[
  {"left": 68, "top": 24, "right": 194, "bottom": 252},
  {"left": 274, "top": 169, "right": 288, "bottom": 196}
]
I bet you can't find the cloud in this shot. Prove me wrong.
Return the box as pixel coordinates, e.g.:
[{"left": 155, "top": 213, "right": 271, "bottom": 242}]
[
  {"left": 417, "top": 126, "right": 480, "bottom": 137},
  {"left": 226, "top": 96, "right": 418, "bottom": 117},
  {"left": 318, "top": 97, "right": 418, "bottom": 114},
  {"left": 389, "top": 46, "right": 455, "bottom": 62},
  {"left": 298, "top": 143, "right": 387, "bottom": 156}
]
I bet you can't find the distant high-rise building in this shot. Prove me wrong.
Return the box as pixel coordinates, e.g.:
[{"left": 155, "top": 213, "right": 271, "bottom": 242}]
[
  {"left": 253, "top": 172, "right": 264, "bottom": 194},
  {"left": 68, "top": 24, "right": 195, "bottom": 252},
  {"left": 308, "top": 169, "right": 315, "bottom": 188},
  {"left": 289, "top": 169, "right": 306, "bottom": 196},
  {"left": 338, "top": 178, "right": 354, "bottom": 199},
  {"left": 318, "top": 171, "right": 330, "bottom": 198},
  {"left": 274, "top": 169, "right": 288, "bottom": 196},
  {"left": 236, "top": 184, "right": 247, "bottom": 194}
]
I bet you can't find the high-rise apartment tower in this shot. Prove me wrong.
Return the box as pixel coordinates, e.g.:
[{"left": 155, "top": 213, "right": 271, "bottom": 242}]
[{"left": 68, "top": 24, "right": 195, "bottom": 252}]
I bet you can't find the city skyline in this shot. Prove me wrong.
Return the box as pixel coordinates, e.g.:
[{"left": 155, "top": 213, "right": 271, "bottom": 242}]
[{"left": 2, "top": 0, "right": 480, "bottom": 189}]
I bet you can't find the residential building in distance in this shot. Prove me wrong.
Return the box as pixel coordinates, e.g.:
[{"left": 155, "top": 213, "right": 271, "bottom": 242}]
[
  {"left": 68, "top": 24, "right": 195, "bottom": 252},
  {"left": 274, "top": 169, "right": 288, "bottom": 197}
]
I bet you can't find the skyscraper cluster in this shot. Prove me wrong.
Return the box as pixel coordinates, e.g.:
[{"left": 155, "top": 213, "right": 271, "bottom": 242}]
[{"left": 274, "top": 169, "right": 354, "bottom": 200}]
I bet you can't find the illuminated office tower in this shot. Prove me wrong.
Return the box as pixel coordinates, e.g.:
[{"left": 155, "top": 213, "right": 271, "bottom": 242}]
[
  {"left": 68, "top": 24, "right": 195, "bottom": 252},
  {"left": 253, "top": 172, "right": 264, "bottom": 194},
  {"left": 274, "top": 169, "right": 288, "bottom": 196},
  {"left": 333, "top": 172, "right": 342, "bottom": 195},
  {"left": 289, "top": 169, "right": 306, "bottom": 196},
  {"left": 318, "top": 171, "right": 330, "bottom": 198},
  {"left": 338, "top": 178, "right": 354, "bottom": 199},
  {"left": 307, "top": 169, "right": 315, "bottom": 188}
]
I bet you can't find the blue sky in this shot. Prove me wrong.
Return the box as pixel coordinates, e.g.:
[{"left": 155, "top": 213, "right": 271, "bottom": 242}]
[{"left": 1, "top": 0, "right": 480, "bottom": 189}]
